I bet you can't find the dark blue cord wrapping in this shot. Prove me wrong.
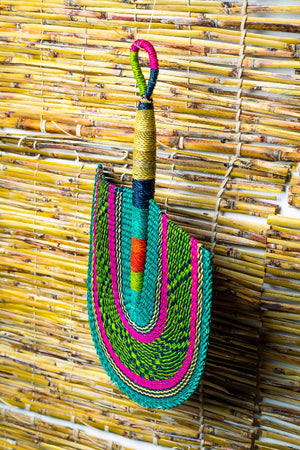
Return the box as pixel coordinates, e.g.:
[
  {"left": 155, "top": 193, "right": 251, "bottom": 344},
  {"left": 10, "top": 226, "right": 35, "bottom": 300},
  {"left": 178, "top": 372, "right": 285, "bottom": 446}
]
[
  {"left": 138, "top": 101, "right": 153, "bottom": 110},
  {"left": 132, "top": 179, "right": 155, "bottom": 209},
  {"left": 145, "top": 69, "right": 159, "bottom": 100}
]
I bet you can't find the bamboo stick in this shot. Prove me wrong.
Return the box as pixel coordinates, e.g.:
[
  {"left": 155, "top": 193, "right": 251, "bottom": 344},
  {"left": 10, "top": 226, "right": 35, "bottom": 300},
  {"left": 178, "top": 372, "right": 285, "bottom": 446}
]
[
  {"left": 268, "top": 215, "right": 300, "bottom": 229},
  {"left": 1, "top": 1, "right": 300, "bottom": 16},
  {"left": 1, "top": 117, "right": 299, "bottom": 161},
  {"left": 0, "top": 8, "right": 300, "bottom": 32}
]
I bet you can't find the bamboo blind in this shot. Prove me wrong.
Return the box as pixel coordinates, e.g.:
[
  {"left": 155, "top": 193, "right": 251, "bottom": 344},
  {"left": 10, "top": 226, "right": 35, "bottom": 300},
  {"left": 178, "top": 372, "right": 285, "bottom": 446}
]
[
  {"left": 0, "top": 409, "right": 138, "bottom": 450},
  {"left": 0, "top": 0, "right": 300, "bottom": 448}
]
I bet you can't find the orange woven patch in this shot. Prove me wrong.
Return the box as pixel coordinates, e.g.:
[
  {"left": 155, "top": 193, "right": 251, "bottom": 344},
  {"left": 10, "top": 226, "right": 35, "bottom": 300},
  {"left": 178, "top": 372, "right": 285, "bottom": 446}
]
[{"left": 131, "top": 237, "right": 147, "bottom": 272}]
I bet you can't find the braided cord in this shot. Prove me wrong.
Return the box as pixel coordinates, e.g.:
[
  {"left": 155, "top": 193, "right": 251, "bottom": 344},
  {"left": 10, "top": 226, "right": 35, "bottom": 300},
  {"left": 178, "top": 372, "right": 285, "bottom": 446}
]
[
  {"left": 130, "top": 51, "right": 147, "bottom": 97},
  {"left": 130, "top": 39, "right": 159, "bottom": 101}
]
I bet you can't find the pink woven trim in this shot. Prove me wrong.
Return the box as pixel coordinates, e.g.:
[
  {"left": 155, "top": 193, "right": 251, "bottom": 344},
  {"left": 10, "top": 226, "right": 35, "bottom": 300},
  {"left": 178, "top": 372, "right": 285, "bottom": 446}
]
[
  {"left": 92, "top": 183, "right": 199, "bottom": 388},
  {"left": 106, "top": 184, "right": 167, "bottom": 343},
  {"left": 130, "top": 39, "right": 159, "bottom": 70}
]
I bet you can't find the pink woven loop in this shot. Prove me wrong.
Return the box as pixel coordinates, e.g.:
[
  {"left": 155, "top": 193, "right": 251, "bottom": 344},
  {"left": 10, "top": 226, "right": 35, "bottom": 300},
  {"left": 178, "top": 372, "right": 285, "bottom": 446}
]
[{"left": 130, "top": 39, "right": 159, "bottom": 69}]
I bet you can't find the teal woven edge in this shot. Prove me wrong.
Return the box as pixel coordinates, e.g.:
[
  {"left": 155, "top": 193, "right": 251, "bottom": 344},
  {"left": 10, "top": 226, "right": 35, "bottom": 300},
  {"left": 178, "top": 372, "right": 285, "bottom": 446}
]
[
  {"left": 87, "top": 164, "right": 213, "bottom": 410},
  {"left": 93, "top": 167, "right": 161, "bottom": 329},
  {"left": 120, "top": 188, "right": 161, "bottom": 328}
]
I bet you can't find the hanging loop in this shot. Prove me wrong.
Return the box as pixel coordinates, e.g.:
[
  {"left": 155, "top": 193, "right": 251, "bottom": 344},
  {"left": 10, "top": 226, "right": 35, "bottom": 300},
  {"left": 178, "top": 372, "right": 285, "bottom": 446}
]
[{"left": 130, "top": 39, "right": 159, "bottom": 101}]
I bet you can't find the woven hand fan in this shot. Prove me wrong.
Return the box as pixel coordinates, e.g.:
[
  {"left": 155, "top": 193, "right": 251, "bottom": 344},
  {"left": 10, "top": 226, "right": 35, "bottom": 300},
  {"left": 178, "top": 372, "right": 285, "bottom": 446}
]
[{"left": 87, "top": 40, "right": 213, "bottom": 409}]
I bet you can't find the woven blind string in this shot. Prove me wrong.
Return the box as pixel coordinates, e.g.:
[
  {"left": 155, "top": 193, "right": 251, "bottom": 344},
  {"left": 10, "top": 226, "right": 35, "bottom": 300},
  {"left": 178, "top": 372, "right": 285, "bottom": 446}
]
[
  {"left": 210, "top": 0, "right": 248, "bottom": 257},
  {"left": 69, "top": 161, "right": 83, "bottom": 433},
  {"left": 165, "top": 0, "right": 191, "bottom": 210},
  {"left": 28, "top": 153, "right": 41, "bottom": 415},
  {"left": 32, "top": 160, "right": 38, "bottom": 406},
  {"left": 39, "top": 6, "right": 86, "bottom": 137},
  {"left": 30, "top": 0, "right": 45, "bottom": 415},
  {"left": 74, "top": 3, "right": 88, "bottom": 140},
  {"left": 39, "top": 0, "right": 46, "bottom": 135},
  {"left": 146, "top": 0, "right": 157, "bottom": 41},
  {"left": 81, "top": 6, "right": 88, "bottom": 138},
  {"left": 69, "top": 3, "right": 87, "bottom": 414}
]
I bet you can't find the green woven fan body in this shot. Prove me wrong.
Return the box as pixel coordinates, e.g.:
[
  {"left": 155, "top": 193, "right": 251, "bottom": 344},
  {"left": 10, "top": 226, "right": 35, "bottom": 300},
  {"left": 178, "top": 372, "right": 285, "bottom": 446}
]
[{"left": 87, "top": 40, "right": 213, "bottom": 409}]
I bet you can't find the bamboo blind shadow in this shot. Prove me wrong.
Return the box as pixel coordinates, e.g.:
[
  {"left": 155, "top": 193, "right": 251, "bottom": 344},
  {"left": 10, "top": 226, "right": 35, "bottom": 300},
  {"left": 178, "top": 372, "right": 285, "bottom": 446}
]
[{"left": 0, "top": 1, "right": 300, "bottom": 449}]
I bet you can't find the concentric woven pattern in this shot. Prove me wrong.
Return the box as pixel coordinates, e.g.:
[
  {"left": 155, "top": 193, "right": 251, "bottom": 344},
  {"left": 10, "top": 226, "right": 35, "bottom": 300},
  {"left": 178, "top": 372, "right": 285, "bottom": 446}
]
[{"left": 87, "top": 165, "right": 213, "bottom": 409}]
